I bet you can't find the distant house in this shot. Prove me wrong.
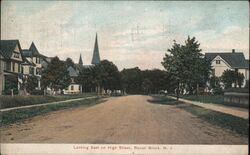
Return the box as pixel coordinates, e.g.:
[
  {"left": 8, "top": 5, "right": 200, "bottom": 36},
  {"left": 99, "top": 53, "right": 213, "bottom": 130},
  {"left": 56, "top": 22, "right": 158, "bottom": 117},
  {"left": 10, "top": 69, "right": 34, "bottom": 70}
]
[
  {"left": 0, "top": 40, "right": 24, "bottom": 95},
  {"left": 64, "top": 33, "right": 101, "bottom": 94},
  {"left": 21, "top": 42, "right": 46, "bottom": 90},
  {"left": 205, "top": 49, "right": 249, "bottom": 87},
  {"left": 64, "top": 66, "right": 82, "bottom": 94}
]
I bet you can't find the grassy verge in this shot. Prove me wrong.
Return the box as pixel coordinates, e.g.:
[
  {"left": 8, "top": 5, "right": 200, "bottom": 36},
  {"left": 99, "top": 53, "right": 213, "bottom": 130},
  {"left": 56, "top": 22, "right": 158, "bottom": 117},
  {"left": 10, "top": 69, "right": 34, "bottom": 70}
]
[
  {"left": 148, "top": 95, "right": 177, "bottom": 105},
  {"left": 0, "top": 97, "right": 103, "bottom": 126},
  {"left": 0, "top": 93, "right": 97, "bottom": 109},
  {"left": 177, "top": 103, "right": 249, "bottom": 136},
  {"left": 150, "top": 95, "right": 249, "bottom": 136},
  {"left": 180, "top": 95, "right": 248, "bottom": 108}
]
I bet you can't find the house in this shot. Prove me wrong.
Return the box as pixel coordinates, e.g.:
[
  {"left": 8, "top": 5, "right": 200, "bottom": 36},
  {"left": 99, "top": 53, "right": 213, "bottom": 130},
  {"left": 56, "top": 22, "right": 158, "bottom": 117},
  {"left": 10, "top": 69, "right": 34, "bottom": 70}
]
[
  {"left": 0, "top": 40, "right": 24, "bottom": 95},
  {"left": 21, "top": 42, "right": 45, "bottom": 90},
  {"left": 64, "top": 66, "right": 82, "bottom": 94},
  {"left": 64, "top": 33, "right": 101, "bottom": 94},
  {"left": 205, "top": 49, "right": 249, "bottom": 87}
]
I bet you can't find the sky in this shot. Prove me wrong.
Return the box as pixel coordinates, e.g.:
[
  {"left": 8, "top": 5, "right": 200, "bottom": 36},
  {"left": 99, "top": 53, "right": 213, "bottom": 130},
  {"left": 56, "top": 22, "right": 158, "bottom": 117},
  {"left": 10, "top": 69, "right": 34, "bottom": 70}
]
[{"left": 1, "top": 1, "right": 249, "bottom": 70}]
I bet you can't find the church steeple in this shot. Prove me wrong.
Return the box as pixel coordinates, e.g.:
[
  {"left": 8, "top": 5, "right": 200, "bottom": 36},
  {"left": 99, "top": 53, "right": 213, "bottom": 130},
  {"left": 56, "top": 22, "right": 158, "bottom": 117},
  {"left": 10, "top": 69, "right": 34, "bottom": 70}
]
[
  {"left": 79, "top": 54, "right": 83, "bottom": 65},
  {"left": 91, "top": 33, "right": 101, "bottom": 65}
]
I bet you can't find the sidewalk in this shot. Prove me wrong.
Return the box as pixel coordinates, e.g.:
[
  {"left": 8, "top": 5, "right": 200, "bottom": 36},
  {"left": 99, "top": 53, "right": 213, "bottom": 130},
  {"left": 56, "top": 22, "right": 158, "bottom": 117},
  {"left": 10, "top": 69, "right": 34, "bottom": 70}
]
[
  {"left": 0, "top": 96, "right": 99, "bottom": 112},
  {"left": 168, "top": 96, "right": 249, "bottom": 119}
]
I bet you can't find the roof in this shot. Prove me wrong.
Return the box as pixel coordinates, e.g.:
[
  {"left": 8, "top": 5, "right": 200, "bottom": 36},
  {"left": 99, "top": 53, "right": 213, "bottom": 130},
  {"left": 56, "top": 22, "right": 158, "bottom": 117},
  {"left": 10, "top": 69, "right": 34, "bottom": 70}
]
[
  {"left": 29, "top": 42, "right": 40, "bottom": 56},
  {"left": 67, "top": 66, "right": 79, "bottom": 77},
  {"left": 75, "top": 64, "right": 93, "bottom": 71},
  {"left": 22, "top": 57, "right": 36, "bottom": 66},
  {"left": 205, "top": 52, "right": 248, "bottom": 69},
  {"left": 22, "top": 42, "right": 41, "bottom": 57},
  {"left": 91, "top": 33, "right": 101, "bottom": 65},
  {"left": 22, "top": 49, "right": 33, "bottom": 57},
  {"left": 245, "top": 60, "right": 249, "bottom": 69},
  {"left": 0, "top": 40, "right": 22, "bottom": 59}
]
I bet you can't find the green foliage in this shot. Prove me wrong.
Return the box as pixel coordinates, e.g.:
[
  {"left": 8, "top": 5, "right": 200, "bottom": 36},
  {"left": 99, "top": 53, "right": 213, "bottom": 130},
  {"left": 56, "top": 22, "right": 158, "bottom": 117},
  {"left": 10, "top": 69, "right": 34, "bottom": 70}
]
[
  {"left": 41, "top": 56, "right": 71, "bottom": 91},
  {"left": 26, "top": 76, "right": 38, "bottom": 93},
  {"left": 162, "top": 36, "right": 211, "bottom": 98},
  {"left": 1, "top": 98, "right": 101, "bottom": 125},
  {"left": 141, "top": 78, "right": 153, "bottom": 94},
  {"left": 208, "top": 76, "right": 223, "bottom": 95},
  {"left": 221, "top": 69, "right": 245, "bottom": 89},
  {"left": 65, "top": 57, "right": 75, "bottom": 68},
  {"left": 120, "top": 67, "right": 142, "bottom": 94},
  {"left": 97, "top": 60, "right": 121, "bottom": 91},
  {"left": 0, "top": 93, "right": 97, "bottom": 109}
]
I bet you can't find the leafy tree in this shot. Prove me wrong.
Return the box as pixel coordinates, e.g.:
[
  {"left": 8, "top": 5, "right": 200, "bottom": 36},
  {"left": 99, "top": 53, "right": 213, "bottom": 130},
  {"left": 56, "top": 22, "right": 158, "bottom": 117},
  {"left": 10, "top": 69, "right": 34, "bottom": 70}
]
[
  {"left": 26, "top": 76, "right": 38, "bottom": 93},
  {"left": 208, "top": 75, "right": 223, "bottom": 95},
  {"left": 162, "top": 36, "right": 210, "bottom": 99},
  {"left": 120, "top": 67, "right": 142, "bottom": 94},
  {"left": 96, "top": 60, "right": 121, "bottom": 93},
  {"left": 142, "top": 78, "right": 153, "bottom": 94},
  {"left": 65, "top": 57, "right": 75, "bottom": 68},
  {"left": 77, "top": 67, "right": 95, "bottom": 92},
  {"left": 221, "top": 69, "right": 244, "bottom": 89},
  {"left": 41, "top": 56, "right": 71, "bottom": 93}
]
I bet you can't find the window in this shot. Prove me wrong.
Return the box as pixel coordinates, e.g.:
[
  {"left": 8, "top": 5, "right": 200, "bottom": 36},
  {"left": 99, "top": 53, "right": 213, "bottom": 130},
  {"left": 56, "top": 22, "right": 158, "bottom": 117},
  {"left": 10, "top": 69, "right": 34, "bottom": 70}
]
[
  {"left": 18, "top": 64, "right": 20, "bottom": 73},
  {"left": 4, "top": 61, "right": 11, "bottom": 71},
  {"left": 21, "top": 66, "right": 24, "bottom": 73},
  {"left": 13, "top": 52, "right": 20, "bottom": 58},
  {"left": 79, "top": 86, "right": 81, "bottom": 90},
  {"left": 36, "top": 68, "right": 41, "bottom": 75},
  {"left": 29, "top": 67, "right": 34, "bottom": 75},
  {"left": 71, "top": 86, "right": 74, "bottom": 90},
  {"left": 216, "top": 60, "right": 220, "bottom": 64},
  {"left": 12, "top": 62, "right": 15, "bottom": 72}
]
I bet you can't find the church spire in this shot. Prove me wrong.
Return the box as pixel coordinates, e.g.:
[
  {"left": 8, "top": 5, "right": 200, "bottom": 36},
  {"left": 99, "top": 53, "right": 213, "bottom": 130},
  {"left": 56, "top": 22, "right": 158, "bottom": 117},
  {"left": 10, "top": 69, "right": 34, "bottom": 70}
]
[
  {"left": 91, "top": 33, "right": 101, "bottom": 65},
  {"left": 79, "top": 53, "right": 83, "bottom": 65}
]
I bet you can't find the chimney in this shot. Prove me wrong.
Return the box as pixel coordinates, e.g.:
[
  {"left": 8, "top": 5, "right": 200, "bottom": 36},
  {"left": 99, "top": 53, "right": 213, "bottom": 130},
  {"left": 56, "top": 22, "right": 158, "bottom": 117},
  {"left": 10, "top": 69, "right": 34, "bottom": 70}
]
[{"left": 232, "top": 49, "right": 235, "bottom": 53}]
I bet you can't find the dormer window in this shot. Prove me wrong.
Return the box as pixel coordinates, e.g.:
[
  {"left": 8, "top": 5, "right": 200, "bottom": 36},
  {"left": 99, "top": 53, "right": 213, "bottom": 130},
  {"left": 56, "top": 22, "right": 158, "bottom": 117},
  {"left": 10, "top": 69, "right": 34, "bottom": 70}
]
[
  {"left": 216, "top": 60, "right": 220, "bottom": 64},
  {"left": 13, "top": 52, "right": 20, "bottom": 58}
]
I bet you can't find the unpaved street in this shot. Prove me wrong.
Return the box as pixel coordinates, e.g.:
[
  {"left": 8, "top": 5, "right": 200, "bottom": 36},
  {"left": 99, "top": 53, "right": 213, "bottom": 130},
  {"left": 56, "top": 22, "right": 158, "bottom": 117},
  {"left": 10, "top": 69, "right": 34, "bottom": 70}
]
[{"left": 1, "top": 95, "right": 248, "bottom": 144}]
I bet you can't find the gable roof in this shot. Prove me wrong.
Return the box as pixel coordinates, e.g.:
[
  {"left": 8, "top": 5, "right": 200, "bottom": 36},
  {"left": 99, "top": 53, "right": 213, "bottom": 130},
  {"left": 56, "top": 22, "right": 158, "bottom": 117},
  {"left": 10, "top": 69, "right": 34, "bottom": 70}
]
[
  {"left": 29, "top": 42, "right": 40, "bottom": 56},
  {"left": 0, "top": 40, "right": 22, "bottom": 59},
  {"left": 205, "top": 52, "right": 248, "bottom": 69},
  {"left": 67, "top": 66, "right": 79, "bottom": 77},
  {"left": 22, "top": 42, "right": 42, "bottom": 57},
  {"left": 245, "top": 60, "right": 249, "bottom": 69}
]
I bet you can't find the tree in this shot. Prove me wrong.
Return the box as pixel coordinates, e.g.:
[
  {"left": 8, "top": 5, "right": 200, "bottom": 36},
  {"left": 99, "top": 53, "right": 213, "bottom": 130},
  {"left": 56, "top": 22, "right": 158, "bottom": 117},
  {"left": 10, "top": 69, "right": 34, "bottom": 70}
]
[
  {"left": 141, "top": 78, "right": 153, "bottom": 94},
  {"left": 41, "top": 56, "right": 71, "bottom": 94},
  {"left": 162, "top": 36, "right": 211, "bottom": 99},
  {"left": 77, "top": 67, "right": 95, "bottom": 92},
  {"left": 120, "top": 67, "right": 142, "bottom": 94},
  {"left": 208, "top": 75, "right": 223, "bottom": 95},
  {"left": 221, "top": 69, "right": 244, "bottom": 89},
  {"left": 65, "top": 57, "right": 75, "bottom": 68},
  {"left": 26, "top": 76, "right": 38, "bottom": 93},
  {"left": 95, "top": 60, "right": 121, "bottom": 93}
]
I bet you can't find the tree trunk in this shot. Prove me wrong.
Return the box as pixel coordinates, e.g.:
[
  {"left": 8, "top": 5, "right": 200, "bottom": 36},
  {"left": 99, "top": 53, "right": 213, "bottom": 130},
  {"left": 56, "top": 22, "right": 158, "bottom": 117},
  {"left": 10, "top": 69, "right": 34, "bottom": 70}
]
[{"left": 176, "top": 82, "right": 180, "bottom": 101}]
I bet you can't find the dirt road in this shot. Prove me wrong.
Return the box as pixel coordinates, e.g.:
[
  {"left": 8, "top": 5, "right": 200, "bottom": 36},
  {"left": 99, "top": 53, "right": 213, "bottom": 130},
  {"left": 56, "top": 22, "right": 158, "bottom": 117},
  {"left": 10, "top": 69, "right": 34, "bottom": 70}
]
[{"left": 1, "top": 95, "right": 248, "bottom": 144}]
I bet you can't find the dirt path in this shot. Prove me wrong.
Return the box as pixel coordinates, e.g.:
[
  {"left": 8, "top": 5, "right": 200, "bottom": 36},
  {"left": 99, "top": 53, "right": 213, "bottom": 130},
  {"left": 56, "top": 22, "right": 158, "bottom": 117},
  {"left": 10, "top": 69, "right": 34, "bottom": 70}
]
[{"left": 1, "top": 95, "right": 248, "bottom": 144}]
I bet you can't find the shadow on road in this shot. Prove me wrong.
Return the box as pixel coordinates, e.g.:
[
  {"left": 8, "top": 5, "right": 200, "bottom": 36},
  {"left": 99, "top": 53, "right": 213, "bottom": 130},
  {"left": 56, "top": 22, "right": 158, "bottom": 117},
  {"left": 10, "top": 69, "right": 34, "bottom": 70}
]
[{"left": 147, "top": 95, "right": 181, "bottom": 105}]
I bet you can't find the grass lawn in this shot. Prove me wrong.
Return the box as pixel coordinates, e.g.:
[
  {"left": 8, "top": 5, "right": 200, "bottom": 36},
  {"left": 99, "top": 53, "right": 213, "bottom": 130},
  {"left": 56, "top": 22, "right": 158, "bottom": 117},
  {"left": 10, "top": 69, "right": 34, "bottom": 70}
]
[
  {"left": 177, "top": 103, "right": 249, "bottom": 137},
  {"left": 151, "top": 95, "right": 249, "bottom": 137},
  {"left": 0, "top": 93, "right": 97, "bottom": 109},
  {"left": 1, "top": 97, "right": 104, "bottom": 126},
  {"left": 180, "top": 95, "right": 248, "bottom": 108}
]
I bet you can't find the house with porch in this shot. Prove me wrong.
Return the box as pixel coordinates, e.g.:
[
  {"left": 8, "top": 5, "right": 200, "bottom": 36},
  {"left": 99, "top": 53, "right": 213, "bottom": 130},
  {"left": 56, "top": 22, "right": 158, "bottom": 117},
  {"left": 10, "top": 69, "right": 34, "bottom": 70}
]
[
  {"left": 205, "top": 49, "right": 249, "bottom": 87},
  {"left": 0, "top": 40, "right": 24, "bottom": 95},
  {"left": 21, "top": 42, "right": 45, "bottom": 90}
]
